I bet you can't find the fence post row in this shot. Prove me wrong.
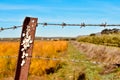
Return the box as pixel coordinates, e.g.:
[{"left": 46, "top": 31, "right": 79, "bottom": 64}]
[{"left": 14, "top": 17, "right": 38, "bottom": 80}]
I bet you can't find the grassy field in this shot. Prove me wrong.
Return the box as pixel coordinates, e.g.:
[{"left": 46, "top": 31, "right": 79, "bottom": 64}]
[
  {"left": 44, "top": 42, "right": 120, "bottom": 80},
  {"left": 0, "top": 41, "right": 68, "bottom": 79},
  {"left": 29, "top": 42, "right": 120, "bottom": 80},
  {"left": 0, "top": 40, "right": 120, "bottom": 80},
  {"left": 77, "top": 33, "right": 120, "bottom": 47},
  {"left": 70, "top": 41, "right": 120, "bottom": 80}
]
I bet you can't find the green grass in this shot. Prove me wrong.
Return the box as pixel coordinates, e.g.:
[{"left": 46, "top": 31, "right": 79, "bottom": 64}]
[
  {"left": 1, "top": 42, "right": 120, "bottom": 80},
  {"left": 46, "top": 42, "right": 120, "bottom": 80},
  {"left": 77, "top": 33, "right": 120, "bottom": 47},
  {"left": 46, "top": 42, "right": 101, "bottom": 80}
]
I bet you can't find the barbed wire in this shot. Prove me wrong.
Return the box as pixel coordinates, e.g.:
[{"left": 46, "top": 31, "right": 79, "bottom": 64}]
[
  {"left": 0, "top": 55, "right": 17, "bottom": 58},
  {"left": 0, "top": 25, "right": 22, "bottom": 32},
  {"left": 1, "top": 22, "right": 120, "bottom": 32},
  {"left": 38, "top": 22, "right": 120, "bottom": 28},
  {"left": 0, "top": 55, "right": 115, "bottom": 65}
]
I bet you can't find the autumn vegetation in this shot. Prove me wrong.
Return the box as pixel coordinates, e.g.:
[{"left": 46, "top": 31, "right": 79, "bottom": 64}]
[
  {"left": 0, "top": 40, "right": 68, "bottom": 78},
  {"left": 77, "top": 29, "right": 120, "bottom": 47},
  {"left": 1, "top": 28, "right": 120, "bottom": 80}
]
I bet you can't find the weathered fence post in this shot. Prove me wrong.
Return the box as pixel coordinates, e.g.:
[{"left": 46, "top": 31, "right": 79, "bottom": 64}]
[{"left": 14, "top": 17, "right": 38, "bottom": 80}]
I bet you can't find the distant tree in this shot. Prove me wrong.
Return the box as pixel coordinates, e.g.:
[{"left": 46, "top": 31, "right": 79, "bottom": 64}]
[
  {"left": 101, "top": 29, "right": 109, "bottom": 34},
  {"left": 112, "top": 28, "right": 119, "bottom": 33},
  {"left": 101, "top": 28, "right": 120, "bottom": 34},
  {"left": 90, "top": 33, "right": 96, "bottom": 36}
]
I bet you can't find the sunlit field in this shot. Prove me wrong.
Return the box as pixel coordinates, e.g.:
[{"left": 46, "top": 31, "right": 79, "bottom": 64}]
[
  {"left": 1, "top": 39, "right": 120, "bottom": 80},
  {"left": 0, "top": 40, "right": 68, "bottom": 78},
  {"left": 77, "top": 33, "right": 120, "bottom": 47}
]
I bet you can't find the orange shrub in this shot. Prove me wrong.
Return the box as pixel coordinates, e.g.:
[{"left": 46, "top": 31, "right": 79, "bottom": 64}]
[
  {"left": 30, "top": 41, "right": 68, "bottom": 75},
  {"left": 0, "top": 42, "right": 19, "bottom": 77},
  {"left": 0, "top": 40, "right": 68, "bottom": 77}
]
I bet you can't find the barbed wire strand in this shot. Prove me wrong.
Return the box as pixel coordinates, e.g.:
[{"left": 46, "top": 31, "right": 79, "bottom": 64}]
[
  {"left": 0, "top": 25, "right": 22, "bottom": 32},
  {"left": 38, "top": 22, "right": 120, "bottom": 27},
  {"left": 1, "top": 22, "right": 120, "bottom": 32},
  {"left": 0, "top": 55, "right": 114, "bottom": 65}
]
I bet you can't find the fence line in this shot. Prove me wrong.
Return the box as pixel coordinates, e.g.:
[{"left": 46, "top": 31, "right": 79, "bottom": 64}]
[
  {"left": 0, "top": 25, "right": 22, "bottom": 32},
  {"left": 1, "top": 22, "right": 120, "bottom": 32},
  {"left": 1, "top": 19, "right": 120, "bottom": 79},
  {"left": 0, "top": 55, "right": 114, "bottom": 65},
  {"left": 38, "top": 22, "right": 120, "bottom": 27}
]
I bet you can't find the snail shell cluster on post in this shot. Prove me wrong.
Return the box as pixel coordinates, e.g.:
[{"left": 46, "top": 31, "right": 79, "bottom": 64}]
[{"left": 21, "top": 25, "right": 33, "bottom": 66}]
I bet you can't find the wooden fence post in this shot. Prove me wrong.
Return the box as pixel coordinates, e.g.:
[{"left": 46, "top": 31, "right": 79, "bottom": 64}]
[{"left": 14, "top": 17, "right": 38, "bottom": 80}]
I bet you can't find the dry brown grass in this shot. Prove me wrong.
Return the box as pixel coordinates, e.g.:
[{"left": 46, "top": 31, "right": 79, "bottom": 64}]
[
  {"left": 0, "top": 40, "right": 68, "bottom": 78},
  {"left": 72, "top": 41, "right": 120, "bottom": 65}
]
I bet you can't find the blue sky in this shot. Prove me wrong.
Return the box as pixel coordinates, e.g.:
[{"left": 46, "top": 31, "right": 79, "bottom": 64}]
[{"left": 0, "top": 0, "right": 120, "bottom": 38}]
